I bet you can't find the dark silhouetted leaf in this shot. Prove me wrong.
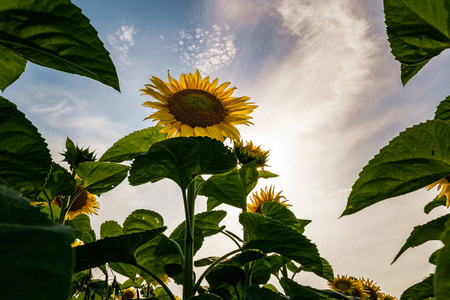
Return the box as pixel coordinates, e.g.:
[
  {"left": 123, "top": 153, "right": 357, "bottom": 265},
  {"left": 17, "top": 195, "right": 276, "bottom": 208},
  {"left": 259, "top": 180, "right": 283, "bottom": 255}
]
[
  {"left": 246, "top": 285, "right": 288, "bottom": 300},
  {"left": 400, "top": 275, "right": 434, "bottom": 300},
  {"left": 435, "top": 221, "right": 450, "bottom": 299},
  {"left": 39, "top": 162, "right": 76, "bottom": 202}
]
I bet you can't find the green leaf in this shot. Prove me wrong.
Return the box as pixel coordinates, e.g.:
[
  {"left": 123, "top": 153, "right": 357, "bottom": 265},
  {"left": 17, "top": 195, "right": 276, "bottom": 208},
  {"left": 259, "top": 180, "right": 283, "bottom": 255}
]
[
  {"left": 129, "top": 137, "right": 237, "bottom": 190},
  {"left": 207, "top": 197, "right": 223, "bottom": 211},
  {"left": 109, "top": 262, "right": 138, "bottom": 282},
  {"left": 226, "top": 250, "right": 265, "bottom": 267},
  {"left": 171, "top": 211, "right": 227, "bottom": 239},
  {"left": 297, "top": 219, "right": 312, "bottom": 234},
  {"left": 239, "top": 161, "right": 259, "bottom": 195},
  {"left": 123, "top": 209, "right": 164, "bottom": 234},
  {"left": 206, "top": 265, "right": 245, "bottom": 299},
  {"left": 65, "top": 214, "right": 92, "bottom": 243},
  {"left": 77, "top": 161, "right": 129, "bottom": 194},
  {"left": 0, "top": 185, "right": 74, "bottom": 300},
  {"left": 74, "top": 227, "right": 166, "bottom": 273},
  {"left": 199, "top": 168, "right": 245, "bottom": 209},
  {"left": 186, "top": 295, "right": 223, "bottom": 300},
  {"left": 39, "top": 162, "right": 76, "bottom": 202},
  {"left": 195, "top": 256, "right": 220, "bottom": 267},
  {"left": 100, "top": 127, "right": 167, "bottom": 162},
  {"left": 246, "top": 285, "right": 288, "bottom": 300},
  {"left": 429, "top": 248, "right": 440, "bottom": 265},
  {"left": 435, "top": 220, "right": 450, "bottom": 299},
  {"left": 400, "top": 61, "right": 427, "bottom": 85},
  {"left": 0, "top": 46, "right": 26, "bottom": 91},
  {"left": 258, "top": 170, "right": 279, "bottom": 179},
  {"left": 261, "top": 202, "right": 300, "bottom": 231},
  {"left": 100, "top": 220, "right": 123, "bottom": 238},
  {"left": 393, "top": 214, "right": 450, "bottom": 263},
  {"left": 263, "top": 254, "right": 291, "bottom": 277},
  {"left": 434, "top": 95, "right": 450, "bottom": 121},
  {"left": 280, "top": 278, "right": 331, "bottom": 299},
  {"left": 0, "top": 0, "right": 119, "bottom": 91},
  {"left": 400, "top": 275, "right": 434, "bottom": 300},
  {"left": 170, "top": 225, "right": 204, "bottom": 255},
  {"left": 343, "top": 120, "right": 450, "bottom": 216},
  {"left": 424, "top": 196, "right": 447, "bottom": 214},
  {"left": 240, "top": 213, "right": 328, "bottom": 281},
  {"left": 384, "top": 0, "right": 450, "bottom": 83},
  {"left": 0, "top": 96, "right": 52, "bottom": 199},
  {"left": 250, "top": 260, "right": 272, "bottom": 285}
]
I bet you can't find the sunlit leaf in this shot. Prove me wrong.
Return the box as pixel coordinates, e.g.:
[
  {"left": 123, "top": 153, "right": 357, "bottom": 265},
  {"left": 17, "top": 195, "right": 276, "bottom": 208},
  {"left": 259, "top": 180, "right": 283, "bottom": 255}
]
[
  {"left": 434, "top": 95, "right": 450, "bottom": 121},
  {"left": 100, "top": 220, "right": 123, "bottom": 238},
  {"left": 0, "top": 0, "right": 119, "bottom": 91},
  {"left": 400, "top": 61, "right": 427, "bottom": 85},
  {"left": 39, "top": 162, "right": 76, "bottom": 202},
  {"left": 77, "top": 161, "right": 129, "bottom": 194},
  {"left": 400, "top": 275, "right": 434, "bottom": 300},
  {"left": 258, "top": 170, "right": 279, "bottom": 179},
  {"left": 393, "top": 214, "right": 450, "bottom": 263},
  {"left": 343, "top": 120, "right": 450, "bottom": 216},
  {"left": 239, "top": 161, "right": 259, "bottom": 195},
  {"left": 0, "top": 96, "right": 51, "bottom": 199},
  {"left": 0, "top": 46, "right": 26, "bottom": 91},
  {"left": 240, "top": 213, "right": 328, "bottom": 280},
  {"left": 100, "top": 127, "right": 167, "bottom": 162},
  {"left": 261, "top": 202, "right": 300, "bottom": 231},
  {"left": 123, "top": 209, "right": 164, "bottom": 234},
  {"left": 384, "top": 0, "right": 450, "bottom": 84},
  {"left": 424, "top": 196, "right": 447, "bottom": 214},
  {"left": 65, "top": 214, "right": 92, "bottom": 243},
  {"left": 74, "top": 227, "right": 166, "bottom": 272},
  {"left": 435, "top": 220, "right": 450, "bottom": 299},
  {"left": 129, "top": 137, "right": 236, "bottom": 190},
  {"left": 109, "top": 263, "right": 138, "bottom": 282},
  {"left": 0, "top": 185, "right": 74, "bottom": 300}
]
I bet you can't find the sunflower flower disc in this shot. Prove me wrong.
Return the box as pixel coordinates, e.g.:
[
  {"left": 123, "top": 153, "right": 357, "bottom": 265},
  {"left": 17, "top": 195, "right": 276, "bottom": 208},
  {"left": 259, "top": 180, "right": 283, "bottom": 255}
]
[
  {"left": 53, "top": 185, "right": 99, "bottom": 219},
  {"left": 140, "top": 70, "right": 257, "bottom": 141}
]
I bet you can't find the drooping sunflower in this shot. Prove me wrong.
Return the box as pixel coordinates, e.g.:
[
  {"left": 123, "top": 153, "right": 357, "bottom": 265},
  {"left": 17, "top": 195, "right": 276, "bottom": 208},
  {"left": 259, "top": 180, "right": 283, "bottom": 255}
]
[
  {"left": 328, "top": 275, "right": 358, "bottom": 294},
  {"left": 233, "top": 139, "right": 270, "bottom": 168},
  {"left": 141, "top": 70, "right": 257, "bottom": 141},
  {"left": 359, "top": 277, "right": 381, "bottom": 300},
  {"left": 426, "top": 176, "right": 450, "bottom": 207},
  {"left": 53, "top": 185, "right": 99, "bottom": 220},
  {"left": 248, "top": 186, "right": 291, "bottom": 214}
]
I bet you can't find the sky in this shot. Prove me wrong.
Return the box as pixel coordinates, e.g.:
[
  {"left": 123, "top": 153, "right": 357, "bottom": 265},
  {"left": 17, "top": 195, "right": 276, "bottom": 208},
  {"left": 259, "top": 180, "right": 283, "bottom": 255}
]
[{"left": 3, "top": 0, "right": 450, "bottom": 297}]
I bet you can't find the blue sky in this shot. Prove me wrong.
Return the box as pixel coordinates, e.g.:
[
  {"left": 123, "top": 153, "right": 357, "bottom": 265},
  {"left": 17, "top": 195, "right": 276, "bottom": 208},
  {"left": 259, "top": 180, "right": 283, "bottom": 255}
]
[{"left": 4, "top": 0, "right": 450, "bottom": 297}]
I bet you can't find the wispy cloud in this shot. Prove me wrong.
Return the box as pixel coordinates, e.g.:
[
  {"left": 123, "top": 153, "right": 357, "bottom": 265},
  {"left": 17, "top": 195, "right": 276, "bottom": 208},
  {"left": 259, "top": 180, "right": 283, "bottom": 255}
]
[
  {"left": 164, "top": 25, "right": 237, "bottom": 73},
  {"left": 107, "top": 23, "right": 137, "bottom": 65}
]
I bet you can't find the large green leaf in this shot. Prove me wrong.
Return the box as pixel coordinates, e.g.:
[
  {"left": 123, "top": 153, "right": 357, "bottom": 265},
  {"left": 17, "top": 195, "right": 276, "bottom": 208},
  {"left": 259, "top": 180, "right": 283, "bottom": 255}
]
[
  {"left": 77, "top": 161, "right": 129, "bottom": 194},
  {"left": 400, "top": 275, "right": 434, "bottom": 300},
  {"left": 65, "top": 214, "right": 92, "bottom": 243},
  {"left": 39, "top": 162, "right": 76, "bottom": 202},
  {"left": 129, "top": 137, "right": 236, "bottom": 190},
  {"left": 384, "top": 0, "right": 450, "bottom": 84},
  {"left": 170, "top": 210, "right": 227, "bottom": 238},
  {"left": 0, "top": 185, "right": 74, "bottom": 300},
  {"left": 239, "top": 161, "right": 259, "bottom": 195},
  {"left": 0, "top": 46, "right": 26, "bottom": 91},
  {"left": 240, "top": 213, "right": 328, "bottom": 281},
  {"left": 343, "top": 120, "right": 450, "bottom": 216},
  {"left": 434, "top": 95, "right": 450, "bottom": 121},
  {"left": 435, "top": 220, "right": 450, "bottom": 300},
  {"left": 249, "top": 259, "right": 272, "bottom": 285},
  {"left": 261, "top": 202, "right": 300, "bottom": 231},
  {"left": 199, "top": 168, "right": 246, "bottom": 209},
  {"left": 0, "top": 0, "right": 119, "bottom": 91},
  {"left": 123, "top": 209, "right": 164, "bottom": 234},
  {"left": 100, "top": 127, "right": 167, "bottom": 162},
  {"left": 0, "top": 96, "right": 52, "bottom": 199},
  {"left": 170, "top": 225, "right": 204, "bottom": 255},
  {"left": 74, "top": 227, "right": 166, "bottom": 273},
  {"left": 100, "top": 220, "right": 123, "bottom": 238},
  {"left": 206, "top": 265, "right": 245, "bottom": 300},
  {"left": 393, "top": 214, "right": 450, "bottom": 263}
]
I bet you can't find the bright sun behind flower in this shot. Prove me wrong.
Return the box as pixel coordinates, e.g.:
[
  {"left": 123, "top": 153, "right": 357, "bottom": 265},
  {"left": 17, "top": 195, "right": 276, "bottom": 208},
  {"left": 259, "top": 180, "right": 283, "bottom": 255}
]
[
  {"left": 248, "top": 185, "right": 291, "bottom": 214},
  {"left": 140, "top": 70, "right": 257, "bottom": 141}
]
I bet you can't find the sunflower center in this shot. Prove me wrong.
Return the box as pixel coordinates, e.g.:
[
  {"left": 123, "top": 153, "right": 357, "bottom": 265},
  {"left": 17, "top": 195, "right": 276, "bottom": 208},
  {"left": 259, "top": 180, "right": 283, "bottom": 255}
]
[
  {"left": 53, "top": 185, "right": 87, "bottom": 211},
  {"left": 168, "top": 89, "right": 227, "bottom": 128},
  {"left": 335, "top": 281, "right": 352, "bottom": 291}
]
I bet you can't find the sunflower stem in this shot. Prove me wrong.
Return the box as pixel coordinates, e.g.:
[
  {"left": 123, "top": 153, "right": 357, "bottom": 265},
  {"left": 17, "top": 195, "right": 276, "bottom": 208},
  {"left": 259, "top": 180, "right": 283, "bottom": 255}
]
[
  {"left": 183, "top": 181, "right": 196, "bottom": 299},
  {"left": 242, "top": 195, "right": 250, "bottom": 299},
  {"left": 58, "top": 195, "right": 69, "bottom": 224}
]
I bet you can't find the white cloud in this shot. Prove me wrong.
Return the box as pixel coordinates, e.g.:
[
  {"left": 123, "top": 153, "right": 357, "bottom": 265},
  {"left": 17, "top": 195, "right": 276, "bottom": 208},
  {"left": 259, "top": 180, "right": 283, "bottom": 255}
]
[
  {"left": 167, "top": 25, "right": 237, "bottom": 73},
  {"left": 107, "top": 23, "right": 137, "bottom": 65}
]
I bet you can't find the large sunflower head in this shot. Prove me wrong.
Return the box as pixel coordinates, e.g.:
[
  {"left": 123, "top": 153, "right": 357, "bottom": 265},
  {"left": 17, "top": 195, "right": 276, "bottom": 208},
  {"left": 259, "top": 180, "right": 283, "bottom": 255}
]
[
  {"left": 140, "top": 70, "right": 257, "bottom": 141},
  {"left": 118, "top": 288, "right": 136, "bottom": 300},
  {"left": 248, "top": 186, "right": 291, "bottom": 214},
  {"left": 328, "top": 275, "right": 358, "bottom": 294},
  {"left": 426, "top": 176, "right": 450, "bottom": 207},
  {"left": 233, "top": 139, "right": 269, "bottom": 168},
  {"left": 53, "top": 185, "right": 99, "bottom": 220}
]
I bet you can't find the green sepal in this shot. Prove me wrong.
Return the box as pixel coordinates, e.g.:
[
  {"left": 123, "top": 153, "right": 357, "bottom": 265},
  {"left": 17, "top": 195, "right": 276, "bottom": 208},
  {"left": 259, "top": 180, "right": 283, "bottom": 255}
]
[{"left": 62, "top": 137, "right": 97, "bottom": 172}]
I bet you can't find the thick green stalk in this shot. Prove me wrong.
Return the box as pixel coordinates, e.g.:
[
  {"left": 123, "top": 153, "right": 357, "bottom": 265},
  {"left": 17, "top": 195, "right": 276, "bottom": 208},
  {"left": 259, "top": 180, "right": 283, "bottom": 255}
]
[
  {"left": 58, "top": 195, "right": 69, "bottom": 224},
  {"left": 242, "top": 194, "right": 250, "bottom": 300},
  {"left": 183, "top": 181, "right": 196, "bottom": 299}
]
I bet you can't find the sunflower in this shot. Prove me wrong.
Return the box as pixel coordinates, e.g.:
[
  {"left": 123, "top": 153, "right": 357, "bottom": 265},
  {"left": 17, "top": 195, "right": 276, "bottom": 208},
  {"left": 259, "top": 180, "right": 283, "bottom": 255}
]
[
  {"left": 350, "top": 284, "right": 370, "bottom": 300},
  {"left": 53, "top": 185, "right": 99, "bottom": 220},
  {"left": 248, "top": 186, "right": 291, "bottom": 214},
  {"left": 328, "top": 275, "right": 357, "bottom": 294},
  {"left": 377, "top": 293, "right": 397, "bottom": 300},
  {"left": 426, "top": 176, "right": 450, "bottom": 207},
  {"left": 141, "top": 70, "right": 257, "bottom": 141},
  {"left": 359, "top": 277, "right": 381, "bottom": 299},
  {"left": 118, "top": 288, "right": 136, "bottom": 300},
  {"left": 233, "top": 139, "right": 269, "bottom": 168},
  {"left": 150, "top": 274, "right": 170, "bottom": 287},
  {"left": 71, "top": 239, "right": 84, "bottom": 248}
]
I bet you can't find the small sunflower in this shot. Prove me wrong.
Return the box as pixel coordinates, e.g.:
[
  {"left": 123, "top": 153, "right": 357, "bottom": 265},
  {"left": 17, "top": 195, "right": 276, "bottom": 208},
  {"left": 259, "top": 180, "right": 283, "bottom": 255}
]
[
  {"left": 350, "top": 283, "right": 370, "bottom": 300},
  {"left": 248, "top": 186, "right": 291, "bottom": 214},
  {"left": 377, "top": 293, "right": 397, "bottom": 300},
  {"left": 71, "top": 239, "right": 84, "bottom": 248},
  {"left": 53, "top": 185, "right": 99, "bottom": 220},
  {"left": 359, "top": 277, "right": 381, "bottom": 300},
  {"left": 328, "top": 275, "right": 357, "bottom": 294},
  {"left": 119, "top": 288, "right": 136, "bottom": 300},
  {"left": 141, "top": 70, "right": 257, "bottom": 141},
  {"left": 426, "top": 176, "right": 450, "bottom": 207},
  {"left": 233, "top": 139, "right": 270, "bottom": 168}
]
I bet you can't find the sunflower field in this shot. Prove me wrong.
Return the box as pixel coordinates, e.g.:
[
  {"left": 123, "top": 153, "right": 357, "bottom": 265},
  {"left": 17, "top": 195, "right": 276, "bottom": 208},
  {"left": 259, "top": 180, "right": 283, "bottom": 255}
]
[{"left": 0, "top": 0, "right": 449, "bottom": 299}]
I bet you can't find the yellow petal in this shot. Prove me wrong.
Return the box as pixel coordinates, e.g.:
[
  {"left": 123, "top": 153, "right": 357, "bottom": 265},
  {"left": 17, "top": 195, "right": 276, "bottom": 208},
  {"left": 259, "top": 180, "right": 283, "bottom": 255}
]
[
  {"left": 194, "top": 70, "right": 202, "bottom": 88},
  {"left": 206, "top": 126, "right": 224, "bottom": 141},
  {"left": 213, "top": 82, "right": 231, "bottom": 95},
  {"left": 194, "top": 127, "right": 206, "bottom": 136}
]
